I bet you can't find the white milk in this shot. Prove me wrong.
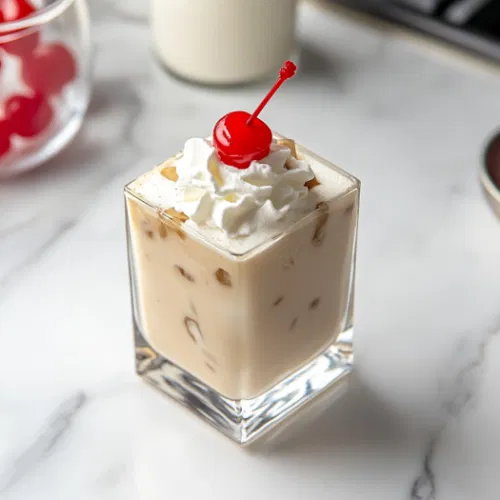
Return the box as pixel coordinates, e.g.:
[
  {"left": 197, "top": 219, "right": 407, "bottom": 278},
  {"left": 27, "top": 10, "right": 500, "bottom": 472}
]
[{"left": 151, "top": 0, "right": 298, "bottom": 85}]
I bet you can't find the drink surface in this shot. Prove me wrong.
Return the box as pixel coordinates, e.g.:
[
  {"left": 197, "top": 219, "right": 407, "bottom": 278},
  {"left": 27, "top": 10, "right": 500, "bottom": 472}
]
[{"left": 128, "top": 137, "right": 357, "bottom": 256}]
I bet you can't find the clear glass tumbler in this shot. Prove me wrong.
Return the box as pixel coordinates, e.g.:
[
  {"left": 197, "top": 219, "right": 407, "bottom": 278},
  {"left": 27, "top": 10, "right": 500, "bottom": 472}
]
[
  {"left": 125, "top": 138, "right": 360, "bottom": 444},
  {"left": 0, "top": 0, "right": 91, "bottom": 178}
]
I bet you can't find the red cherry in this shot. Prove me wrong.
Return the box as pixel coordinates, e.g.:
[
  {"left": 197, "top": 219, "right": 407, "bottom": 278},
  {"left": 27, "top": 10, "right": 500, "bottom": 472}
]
[
  {"left": 22, "top": 42, "right": 77, "bottom": 95},
  {"left": 5, "top": 92, "right": 53, "bottom": 137},
  {"left": 0, "top": 0, "right": 36, "bottom": 20},
  {"left": 213, "top": 111, "right": 272, "bottom": 169},
  {"left": 0, "top": 0, "right": 39, "bottom": 58},
  {"left": 2, "top": 30, "right": 40, "bottom": 57},
  {"left": 0, "top": 120, "right": 12, "bottom": 158},
  {"left": 213, "top": 60, "right": 297, "bottom": 169}
]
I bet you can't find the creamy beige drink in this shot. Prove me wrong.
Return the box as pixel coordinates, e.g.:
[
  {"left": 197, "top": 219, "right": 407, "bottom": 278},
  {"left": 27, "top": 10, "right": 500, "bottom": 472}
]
[{"left": 126, "top": 137, "right": 358, "bottom": 400}]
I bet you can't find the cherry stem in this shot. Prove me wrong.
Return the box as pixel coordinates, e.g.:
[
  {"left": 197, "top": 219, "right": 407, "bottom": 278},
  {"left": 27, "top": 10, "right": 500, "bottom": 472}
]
[{"left": 246, "top": 60, "right": 296, "bottom": 126}]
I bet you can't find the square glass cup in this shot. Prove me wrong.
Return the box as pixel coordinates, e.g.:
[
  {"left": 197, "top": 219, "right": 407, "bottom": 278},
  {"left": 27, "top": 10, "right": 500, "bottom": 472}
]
[{"left": 125, "top": 137, "right": 360, "bottom": 445}]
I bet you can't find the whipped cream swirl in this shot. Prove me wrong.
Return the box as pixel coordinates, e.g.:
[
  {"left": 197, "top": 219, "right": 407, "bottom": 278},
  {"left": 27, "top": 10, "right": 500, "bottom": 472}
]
[{"left": 172, "top": 138, "right": 315, "bottom": 237}]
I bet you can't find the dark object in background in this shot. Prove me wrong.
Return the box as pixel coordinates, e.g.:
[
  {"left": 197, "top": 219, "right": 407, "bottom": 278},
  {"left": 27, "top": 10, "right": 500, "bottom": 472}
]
[
  {"left": 330, "top": 0, "right": 500, "bottom": 62},
  {"left": 480, "top": 130, "right": 500, "bottom": 220}
]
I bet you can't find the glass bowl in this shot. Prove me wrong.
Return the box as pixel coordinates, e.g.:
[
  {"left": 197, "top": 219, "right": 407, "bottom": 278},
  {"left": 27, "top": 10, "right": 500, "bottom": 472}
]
[{"left": 0, "top": 0, "right": 91, "bottom": 178}]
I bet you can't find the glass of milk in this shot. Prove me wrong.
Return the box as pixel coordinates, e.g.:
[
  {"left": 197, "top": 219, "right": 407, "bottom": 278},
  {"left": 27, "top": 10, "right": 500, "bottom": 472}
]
[{"left": 151, "top": 0, "right": 298, "bottom": 86}]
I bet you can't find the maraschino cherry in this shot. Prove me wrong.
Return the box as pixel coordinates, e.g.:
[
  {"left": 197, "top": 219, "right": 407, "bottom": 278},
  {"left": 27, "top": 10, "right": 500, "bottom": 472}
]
[
  {"left": 22, "top": 42, "right": 76, "bottom": 95},
  {"left": 0, "top": 0, "right": 36, "bottom": 22},
  {"left": 0, "top": 0, "right": 40, "bottom": 57},
  {"left": 0, "top": 120, "right": 12, "bottom": 158},
  {"left": 5, "top": 91, "right": 53, "bottom": 137},
  {"left": 213, "top": 60, "right": 297, "bottom": 169}
]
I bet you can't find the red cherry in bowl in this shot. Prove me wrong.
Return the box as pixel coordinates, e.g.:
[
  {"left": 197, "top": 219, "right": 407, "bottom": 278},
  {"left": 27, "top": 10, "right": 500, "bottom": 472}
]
[
  {"left": 213, "top": 111, "right": 272, "bottom": 169},
  {"left": 213, "top": 60, "right": 297, "bottom": 169},
  {"left": 0, "top": 0, "right": 36, "bottom": 21},
  {"left": 5, "top": 92, "right": 53, "bottom": 137},
  {"left": 2, "top": 29, "right": 40, "bottom": 57},
  {"left": 22, "top": 42, "right": 77, "bottom": 95},
  {"left": 0, "top": 0, "right": 40, "bottom": 58},
  {"left": 0, "top": 120, "right": 12, "bottom": 159}
]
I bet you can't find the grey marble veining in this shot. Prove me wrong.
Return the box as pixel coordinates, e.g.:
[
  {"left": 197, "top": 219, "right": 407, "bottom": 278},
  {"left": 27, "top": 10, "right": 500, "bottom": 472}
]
[
  {"left": 0, "top": 392, "right": 87, "bottom": 494},
  {"left": 411, "top": 318, "right": 500, "bottom": 499},
  {"left": 1, "top": 0, "right": 500, "bottom": 499}
]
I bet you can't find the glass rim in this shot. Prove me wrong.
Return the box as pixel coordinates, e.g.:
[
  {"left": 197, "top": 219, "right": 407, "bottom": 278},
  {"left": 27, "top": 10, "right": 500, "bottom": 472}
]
[
  {"left": 124, "top": 137, "right": 360, "bottom": 261},
  {"left": 0, "top": 0, "right": 75, "bottom": 33}
]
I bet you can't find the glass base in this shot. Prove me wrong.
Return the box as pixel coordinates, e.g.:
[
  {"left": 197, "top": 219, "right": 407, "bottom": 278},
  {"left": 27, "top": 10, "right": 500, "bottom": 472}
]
[{"left": 135, "top": 324, "right": 353, "bottom": 445}]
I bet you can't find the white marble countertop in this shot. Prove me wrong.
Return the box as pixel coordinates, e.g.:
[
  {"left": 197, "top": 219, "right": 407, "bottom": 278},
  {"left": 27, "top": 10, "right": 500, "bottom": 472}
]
[{"left": 2, "top": 1, "right": 500, "bottom": 498}]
